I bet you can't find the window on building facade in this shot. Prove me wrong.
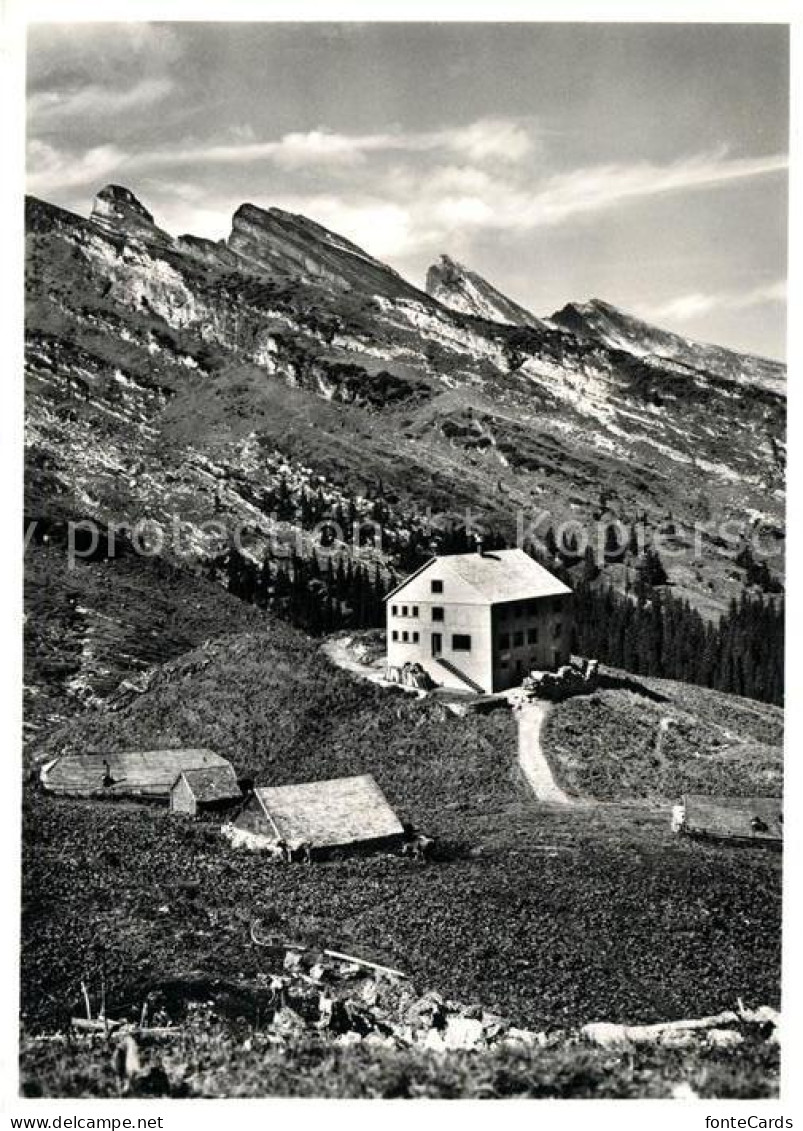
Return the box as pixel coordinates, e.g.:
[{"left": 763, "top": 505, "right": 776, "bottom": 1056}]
[
  {"left": 392, "top": 605, "right": 398, "bottom": 616},
  {"left": 392, "top": 630, "right": 398, "bottom": 641},
  {"left": 527, "top": 628, "right": 538, "bottom": 644},
  {"left": 412, "top": 632, "right": 419, "bottom": 643},
  {"left": 431, "top": 579, "right": 443, "bottom": 593},
  {"left": 402, "top": 630, "right": 409, "bottom": 642},
  {"left": 513, "top": 631, "right": 524, "bottom": 647},
  {"left": 452, "top": 634, "right": 472, "bottom": 651},
  {"left": 499, "top": 633, "right": 510, "bottom": 649},
  {"left": 432, "top": 606, "right": 444, "bottom": 622},
  {"left": 412, "top": 606, "right": 419, "bottom": 617},
  {"left": 402, "top": 605, "right": 408, "bottom": 617}
]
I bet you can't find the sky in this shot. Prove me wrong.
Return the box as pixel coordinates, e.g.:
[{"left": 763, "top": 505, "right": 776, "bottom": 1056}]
[{"left": 26, "top": 22, "right": 789, "bottom": 359}]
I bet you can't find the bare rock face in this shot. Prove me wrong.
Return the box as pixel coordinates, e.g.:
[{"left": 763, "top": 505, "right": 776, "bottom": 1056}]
[
  {"left": 227, "top": 202, "right": 422, "bottom": 301},
  {"left": 176, "top": 233, "right": 244, "bottom": 272},
  {"left": 551, "top": 298, "right": 785, "bottom": 396},
  {"left": 426, "top": 254, "right": 548, "bottom": 329},
  {"left": 91, "top": 184, "right": 172, "bottom": 245}
]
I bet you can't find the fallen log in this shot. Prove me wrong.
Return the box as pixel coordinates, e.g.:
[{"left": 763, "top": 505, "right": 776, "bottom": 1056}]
[
  {"left": 70, "top": 1019, "right": 180, "bottom": 1038},
  {"left": 323, "top": 949, "right": 407, "bottom": 980},
  {"left": 71, "top": 1017, "right": 122, "bottom": 1033},
  {"left": 582, "top": 1010, "right": 741, "bottom": 1048}
]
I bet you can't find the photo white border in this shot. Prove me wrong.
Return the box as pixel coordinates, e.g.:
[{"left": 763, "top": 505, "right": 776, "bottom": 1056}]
[{"left": 1, "top": 2, "right": 799, "bottom": 1126}]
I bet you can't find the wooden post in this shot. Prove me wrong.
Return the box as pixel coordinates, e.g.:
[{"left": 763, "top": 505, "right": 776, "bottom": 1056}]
[{"left": 80, "top": 979, "right": 92, "bottom": 1021}]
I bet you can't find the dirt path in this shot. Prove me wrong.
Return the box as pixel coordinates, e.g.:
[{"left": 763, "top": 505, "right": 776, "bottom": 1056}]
[
  {"left": 516, "top": 702, "right": 573, "bottom": 804},
  {"left": 321, "top": 636, "right": 385, "bottom": 683},
  {"left": 320, "top": 636, "right": 427, "bottom": 698}
]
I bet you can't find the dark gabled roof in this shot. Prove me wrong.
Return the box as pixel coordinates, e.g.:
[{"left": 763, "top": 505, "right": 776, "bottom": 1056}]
[
  {"left": 683, "top": 794, "right": 782, "bottom": 842},
  {"left": 176, "top": 765, "right": 241, "bottom": 803},
  {"left": 252, "top": 774, "right": 404, "bottom": 848},
  {"left": 41, "top": 749, "right": 231, "bottom": 797}
]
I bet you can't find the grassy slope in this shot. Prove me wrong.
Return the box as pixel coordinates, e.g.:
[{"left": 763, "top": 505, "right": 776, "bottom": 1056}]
[
  {"left": 24, "top": 545, "right": 269, "bottom": 742},
  {"left": 24, "top": 625, "right": 781, "bottom": 1040},
  {"left": 543, "top": 669, "right": 783, "bottom": 800},
  {"left": 20, "top": 1026, "right": 779, "bottom": 1100}
]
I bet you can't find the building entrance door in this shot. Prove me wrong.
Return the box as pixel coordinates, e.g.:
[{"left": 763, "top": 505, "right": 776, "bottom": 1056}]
[{"left": 431, "top": 633, "right": 442, "bottom": 657}]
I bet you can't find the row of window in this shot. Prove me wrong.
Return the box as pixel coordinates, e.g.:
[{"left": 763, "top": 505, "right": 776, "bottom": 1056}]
[
  {"left": 391, "top": 629, "right": 420, "bottom": 644},
  {"left": 391, "top": 597, "right": 564, "bottom": 620},
  {"left": 499, "top": 623, "right": 562, "bottom": 649},
  {"left": 498, "top": 597, "right": 563, "bottom": 620},
  {"left": 391, "top": 631, "right": 472, "bottom": 651},
  {"left": 391, "top": 604, "right": 420, "bottom": 618},
  {"left": 391, "top": 604, "right": 444, "bottom": 621},
  {"left": 500, "top": 629, "right": 537, "bottom": 648}
]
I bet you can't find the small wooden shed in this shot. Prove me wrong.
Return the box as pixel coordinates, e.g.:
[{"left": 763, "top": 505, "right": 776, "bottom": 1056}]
[
  {"left": 680, "top": 794, "right": 782, "bottom": 846},
  {"left": 40, "top": 749, "right": 233, "bottom": 800},
  {"left": 230, "top": 774, "right": 404, "bottom": 856},
  {"left": 170, "top": 766, "right": 242, "bottom": 816}
]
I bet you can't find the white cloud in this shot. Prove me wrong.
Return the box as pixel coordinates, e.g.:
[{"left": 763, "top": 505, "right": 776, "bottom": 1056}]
[
  {"left": 28, "top": 77, "right": 173, "bottom": 123},
  {"left": 48, "top": 118, "right": 534, "bottom": 173},
  {"left": 510, "top": 149, "right": 789, "bottom": 228},
  {"left": 639, "top": 280, "right": 787, "bottom": 323},
  {"left": 26, "top": 140, "right": 128, "bottom": 196},
  {"left": 259, "top": 148, "right": 788, "bottom": 263}
]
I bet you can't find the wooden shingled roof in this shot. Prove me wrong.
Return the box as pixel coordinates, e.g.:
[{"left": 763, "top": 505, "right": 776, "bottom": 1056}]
[
  {"left": 41, "top": 749, "right": 231, "bottom": 798},
  {"left": 683, "top": 794, "right": 783, "bottom": 844},
  {"left": 253, "top": 774, "right": 404, "bottom": 849},
  {"left": 175, "top": 765, "right": 241, "bottom": 803}
]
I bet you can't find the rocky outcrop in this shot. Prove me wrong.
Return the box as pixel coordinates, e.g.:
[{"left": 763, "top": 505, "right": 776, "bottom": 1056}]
[
  {"left": 91, "top": 184, "right": 173, "bottom": 246},
  {"left": 516, "top": 658, "right": 599, "bottom": 703},
  {"left": 426, "top": 254, "right": 548, "bottom": 329},
  {"left": 551, "top": 298, "right": 786, "bottom": 396},
  {"left": 227, "top": 202, "right": 424, "bottom": 301}
]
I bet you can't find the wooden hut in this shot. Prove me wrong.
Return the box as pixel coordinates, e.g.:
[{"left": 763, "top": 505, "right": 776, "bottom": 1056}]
[
  {"left": 40, "top": 749, "right": 233, "bottom": 801},
  {"left": 679, "top": 794, "right": 782, "bottom": 846},
  {"left": 170, "top": 766, "right": 242, "bottom": 816},
  {"left": 229, "top": 774, "right": 404, "bottom": 856}
]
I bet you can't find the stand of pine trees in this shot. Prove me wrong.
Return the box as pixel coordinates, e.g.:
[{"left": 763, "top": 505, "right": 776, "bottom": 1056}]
[
  {"left": 217, "top": 545, "right": 391, "bottom": 636},
  {"left": 570, "top": 581, "right": 783, "bottom": 706},
  {"left": 531, "top": 542, "right": 783, "bottom": 705}
]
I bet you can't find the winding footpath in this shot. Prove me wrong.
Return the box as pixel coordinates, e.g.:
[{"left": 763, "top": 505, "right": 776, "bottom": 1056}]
[{"left": 516, "top": 702, "right": 572, "bottom": 804}]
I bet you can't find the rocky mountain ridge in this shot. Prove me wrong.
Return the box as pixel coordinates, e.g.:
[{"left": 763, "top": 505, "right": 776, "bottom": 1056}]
[
  {"left": 25, "top": 185, "right": 785, "bottom": 631},
  {"left": 426, "top": 253, "right": 549, "bottom": 329},
  {"left": 551, "top": 298, "right": 785, "bottom": 397}
]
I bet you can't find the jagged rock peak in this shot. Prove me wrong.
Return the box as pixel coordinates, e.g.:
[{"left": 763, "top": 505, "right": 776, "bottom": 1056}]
[
  {"left": 230, "top": 202, "right": 396, "bottom": 267},
  {"left": 227, "top": 200, "right": 424, "bottom": 301},
  {"left": 90, "top": 184, "right": 174, "bottom": 248},
  {"left": 550, "top": 297, "right": 785, "bottom": 395},
  {"left": 426, "top": 254, "right": 547, "bottom": 329},
  {"left": 92, "top": 184, "right": 155, "bottom": 227}
]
